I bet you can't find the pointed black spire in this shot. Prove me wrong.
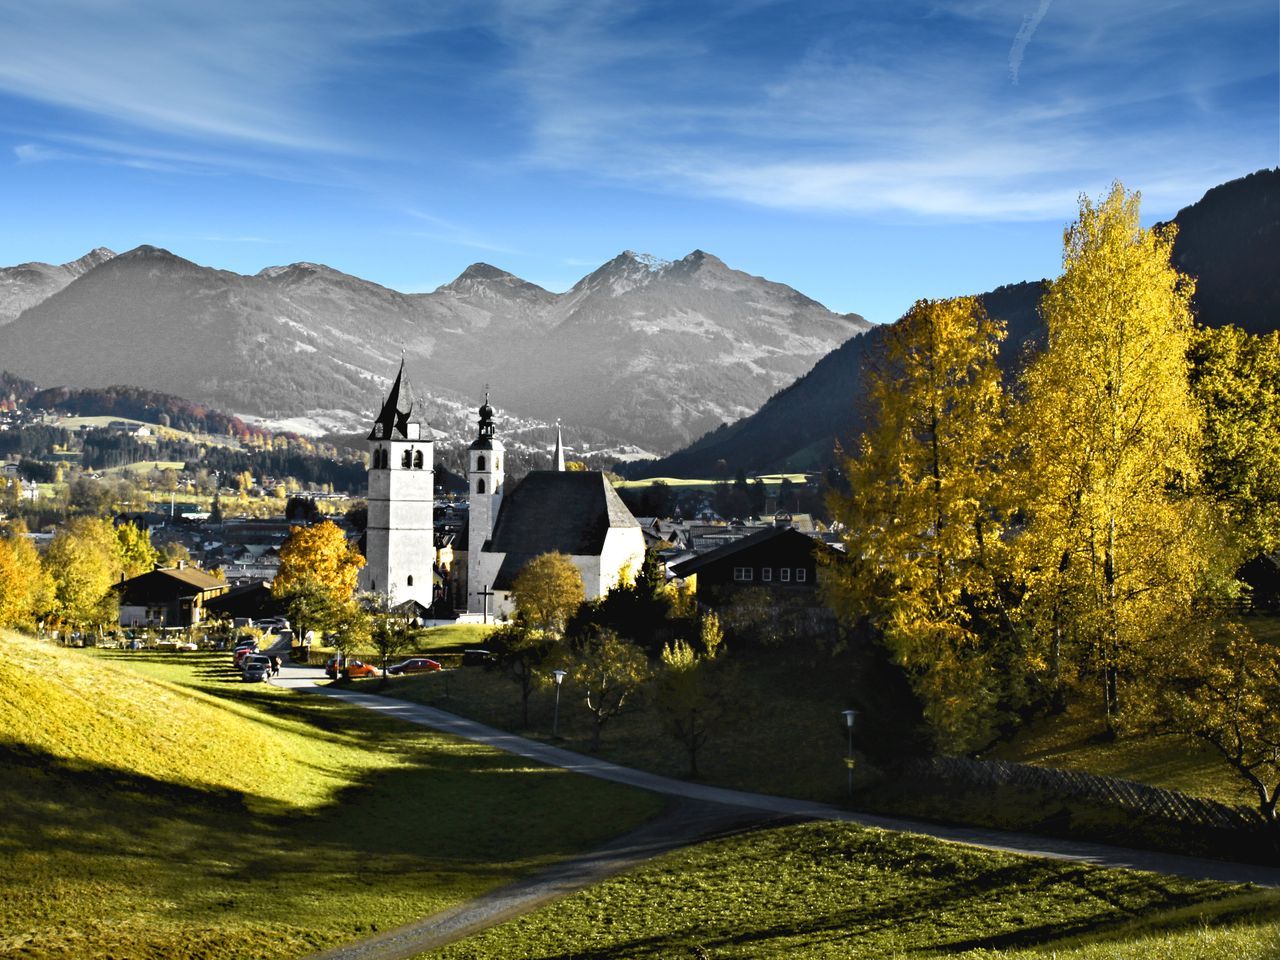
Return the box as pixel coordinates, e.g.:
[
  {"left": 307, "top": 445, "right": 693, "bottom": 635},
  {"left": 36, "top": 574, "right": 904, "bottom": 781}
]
[{"left": 369, "top": 360, "right": 418, "bottom": 440}]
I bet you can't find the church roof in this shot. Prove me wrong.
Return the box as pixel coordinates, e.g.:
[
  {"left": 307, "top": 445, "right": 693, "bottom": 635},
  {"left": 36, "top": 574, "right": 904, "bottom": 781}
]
[
  {"left": 368, "top": 361, "right": 419, "bottom": 441},
  {"left": 485, "top": 471, "right": 639, "bottom": 589}
]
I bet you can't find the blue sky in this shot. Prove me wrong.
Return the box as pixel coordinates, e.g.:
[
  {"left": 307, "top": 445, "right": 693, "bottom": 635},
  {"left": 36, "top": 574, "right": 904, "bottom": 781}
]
[{"left": 1, "top": 0, "right": 1275, "bottom": 323}]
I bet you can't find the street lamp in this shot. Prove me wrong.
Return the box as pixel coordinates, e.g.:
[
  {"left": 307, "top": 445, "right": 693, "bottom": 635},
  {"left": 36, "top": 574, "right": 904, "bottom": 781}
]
[
  {"left": 842, "top": 709, "right": 858, "bottom": 798},
  {"left": 552, "top": 669, "right": 568, "bottom": 738}
]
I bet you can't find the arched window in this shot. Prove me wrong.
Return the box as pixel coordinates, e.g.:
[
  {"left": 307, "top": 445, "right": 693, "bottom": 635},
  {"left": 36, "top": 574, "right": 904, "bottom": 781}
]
[
  {"left": 413, "top": 450, "right": 423, "bottom": 469},
  {"left": 477, "top": 455, "right": 486, "bottom": 471},
  {"left": 477, "top": 478, "right": 486, "bottom": 494},
  {"left": 494, "top": 456, "right": 501, "bottom": 471},
  {"left": 407, "top": 575, "right": 414, "bottom": 587},
  {"left": 402, "top": 449, "right": 412, "bottom": 469}
]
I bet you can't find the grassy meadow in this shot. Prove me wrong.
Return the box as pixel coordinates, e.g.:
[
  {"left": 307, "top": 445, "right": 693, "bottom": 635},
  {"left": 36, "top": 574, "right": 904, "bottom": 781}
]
[
  {"left": 358, "top": 637, "right": 862, "bottom": 804},
  {"left": 0, "top": 630, "right": 661, "bottom": 959},
  {"left": 429, "top": 821, "right": 1280, "bottom": 959},
  {"left": 371, "top": 630, "right": 1260, "bottom": 810}
]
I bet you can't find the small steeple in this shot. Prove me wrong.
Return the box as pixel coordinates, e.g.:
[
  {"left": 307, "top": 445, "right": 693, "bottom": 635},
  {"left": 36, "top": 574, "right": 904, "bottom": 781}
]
[
  {"left": 476, "top": 387, "right": 496, "bottom": 441},
  {"left": 553, "top": 420, "right": 565, "bottom": 471}
]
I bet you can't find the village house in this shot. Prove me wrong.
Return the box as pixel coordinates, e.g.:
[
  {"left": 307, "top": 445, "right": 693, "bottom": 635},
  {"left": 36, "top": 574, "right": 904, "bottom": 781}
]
[{"left": 113, "top": 563, "right": 230, "bottom": 629}]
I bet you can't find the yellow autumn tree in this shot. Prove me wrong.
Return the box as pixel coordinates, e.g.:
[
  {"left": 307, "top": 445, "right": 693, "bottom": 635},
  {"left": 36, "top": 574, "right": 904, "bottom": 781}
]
[
  {"left": 273, "top": 520, "right": 365, "bottom": 647},
  {"left": 45, "top": 516, "right": 123, "bottom": 634},
  {"left": 511, "top": 552, "right": 585, "bottom": 641},
  {"left": 0, "top": 523, "right": 54, "bottom": 628},
  {"left": 824, "top": 296, "right": 1012, "bottom": 752},
  {"left": 1017, "top": 182, "right": 1229, "bottom": 730},
  {"left": 115, "top": 522, "right": 159, "bottom": 577},
  {"left": 272, "top": 520, "right": 365, "bottom": 605}
]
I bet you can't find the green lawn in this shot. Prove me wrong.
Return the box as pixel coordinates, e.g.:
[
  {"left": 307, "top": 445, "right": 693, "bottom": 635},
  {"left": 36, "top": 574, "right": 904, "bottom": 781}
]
[
  {"left": 983, "top": 694, "right": 1254, "bottom": 807},
  {"left": 361, "top": 644, "right": 862, "bottom": 805},
  {"left": 0, "top": 631, "right": 662, "bottom": 959},
  {"left": 427, "top": 820, "right": 1280, "bottom": 959}
]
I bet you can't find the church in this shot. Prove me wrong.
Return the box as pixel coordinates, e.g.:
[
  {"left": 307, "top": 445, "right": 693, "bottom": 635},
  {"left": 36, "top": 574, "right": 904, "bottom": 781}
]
[{"left": 359, "top": 363, "right": 645, "bottom": 620}]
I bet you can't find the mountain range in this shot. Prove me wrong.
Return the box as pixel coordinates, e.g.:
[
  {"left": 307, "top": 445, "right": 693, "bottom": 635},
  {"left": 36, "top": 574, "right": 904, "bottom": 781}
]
[
  {"left": 636, "top": 168, "right": 1280, "bottom": 478},
  {"left": 0, "top": 245, "right": 868, "bottom": 455}
]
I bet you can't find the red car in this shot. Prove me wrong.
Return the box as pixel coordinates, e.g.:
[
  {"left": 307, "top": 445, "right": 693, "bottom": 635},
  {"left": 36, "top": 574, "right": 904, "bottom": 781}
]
[{"left": 386, "top": 657, "right": 443, "bottom": 676}]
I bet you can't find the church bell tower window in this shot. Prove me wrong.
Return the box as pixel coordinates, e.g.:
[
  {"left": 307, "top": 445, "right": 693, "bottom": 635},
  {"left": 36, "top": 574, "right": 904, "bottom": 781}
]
[
  {"left": 414, "top": 450, "right": 424, "bottom": 469},
  {"left": 402, "top": 450, "right": 412, "bottom": 469},
  {"left": 477, "top": 478, "right": 486, "bottom": 494},
  {"left": 477, "top": 455, "right": 486, "bottom": 471}
]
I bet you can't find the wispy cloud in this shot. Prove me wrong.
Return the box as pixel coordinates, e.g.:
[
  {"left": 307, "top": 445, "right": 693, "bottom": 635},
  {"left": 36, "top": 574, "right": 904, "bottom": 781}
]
[
  {"left": 0, "top": 1, "right": 451, "bottom": 152},
  {"left": 398, "top": 208, "right": 523, "bottom": 256},
  {"left": 1009, "top": 0, "right": 1054, "bottom": 84},
  {"left": 485, "top": 0, "right": 1275, "bottom": 220}
]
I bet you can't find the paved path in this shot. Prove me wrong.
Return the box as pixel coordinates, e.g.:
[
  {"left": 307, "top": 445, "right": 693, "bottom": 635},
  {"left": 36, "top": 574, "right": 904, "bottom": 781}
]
[{"left": 273, "top": 664, "right": 1280, "bottom": 889}]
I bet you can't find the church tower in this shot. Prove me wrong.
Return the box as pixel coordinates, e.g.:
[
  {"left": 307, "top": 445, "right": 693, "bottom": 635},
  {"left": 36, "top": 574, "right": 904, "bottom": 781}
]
[
  {"left": 467, "top": 394, "right": 505, "bottom": 614},
  {"left": 361, "top": 361, "right": 435, "bottom": 608}
]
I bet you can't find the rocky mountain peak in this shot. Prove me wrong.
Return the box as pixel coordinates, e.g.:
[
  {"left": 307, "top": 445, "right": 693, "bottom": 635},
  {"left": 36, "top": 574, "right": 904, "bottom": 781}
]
[
  {"left": 456, "top": 262, "right": 514, "bottom": 283},
  {"left": 66, "top": 247, "right": 116, "bottom": 275}
]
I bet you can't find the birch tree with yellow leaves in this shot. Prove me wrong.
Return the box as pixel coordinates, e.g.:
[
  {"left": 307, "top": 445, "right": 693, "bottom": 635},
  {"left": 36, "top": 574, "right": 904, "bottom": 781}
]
[
  {"left": 825, "top": 296, "right": 1014, "bottom": 753},
  {"left": 1017, "top": 183, "right": 1231, "bottom": 731}
]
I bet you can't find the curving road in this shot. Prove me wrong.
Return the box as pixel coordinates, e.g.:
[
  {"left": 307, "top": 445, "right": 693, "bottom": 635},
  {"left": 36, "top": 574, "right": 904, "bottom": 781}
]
[{"left": 270, "top": 663, "right": 1280, "bottom": 958}]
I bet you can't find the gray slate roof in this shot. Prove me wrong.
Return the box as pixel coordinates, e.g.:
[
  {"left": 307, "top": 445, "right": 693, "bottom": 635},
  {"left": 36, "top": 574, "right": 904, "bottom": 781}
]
[{"left": 485, "top": 471, "right": 639, "bottom": 590}]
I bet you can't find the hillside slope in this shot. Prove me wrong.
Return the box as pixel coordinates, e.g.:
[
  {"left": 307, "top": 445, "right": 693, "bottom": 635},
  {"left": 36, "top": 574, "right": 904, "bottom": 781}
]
[
  {"left": 0, "top": 632, "right": 659, "bottom": 959},
  {"left": 640, "top": 168, "right": 1280, "bottom": 477}
]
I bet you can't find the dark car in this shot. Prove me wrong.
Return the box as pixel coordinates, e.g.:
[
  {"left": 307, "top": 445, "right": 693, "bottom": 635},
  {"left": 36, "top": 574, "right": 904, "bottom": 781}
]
[
  {"left": 386, "top": 657, "right": 443, "bottom": 676},
  {"left": 243, "top": 661, "right": 271, "bottom": 683},
  {"left": 462, "top": 648, "right": 494, "bottom": 667}
]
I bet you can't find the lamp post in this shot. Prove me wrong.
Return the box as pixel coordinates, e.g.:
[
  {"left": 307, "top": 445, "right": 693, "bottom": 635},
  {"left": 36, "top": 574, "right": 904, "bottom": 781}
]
[
  {"left": 552, "top": 669, "right": 568, "bottom": 738},
  {"left": 842, "top": 709, "right": 858, "bottom": 798}
]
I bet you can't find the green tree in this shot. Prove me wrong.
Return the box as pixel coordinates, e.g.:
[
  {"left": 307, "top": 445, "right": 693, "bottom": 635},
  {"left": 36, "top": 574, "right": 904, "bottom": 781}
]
[
  {"left": 1136, "top": 619, "right": 1280, "bottom": 824},
  {"left": 1189, "top": 326, "right": 1280, "bottom": 556},
  {"left": 824, "top": 296, "right": 1011, "bottom": 753},
  {"left": 280, "top": 581, "right": 338, "bottom": 651},
  {"left": 367, "top": 600, "right": 416, "bottom": 680},
  {"left": 567, "top": 627, "right": 651, "bottom": 751},
  {"left": 45, "top": 516, "right": 123, "bottom": 635},
  {"left": 488, "top": 621, "right": 555, "bottom": 727},
  {"left": 655, "top": 612, "right": 728, "bottom": 777},
  {"left": 511, "top": 552, "right": 584, "bottom": 641},
  {"left": 1018, "top": 183, "right": 1225, "bottom": 730}
]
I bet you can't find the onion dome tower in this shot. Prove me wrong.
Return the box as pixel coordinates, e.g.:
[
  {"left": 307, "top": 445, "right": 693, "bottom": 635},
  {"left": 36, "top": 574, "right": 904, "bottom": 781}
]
[{"left": 467, "top": 391, "right": 505, "bottom": 614}]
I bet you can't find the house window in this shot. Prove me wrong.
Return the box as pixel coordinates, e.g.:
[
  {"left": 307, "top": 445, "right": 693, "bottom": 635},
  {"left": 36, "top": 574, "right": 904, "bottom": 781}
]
[
  {"left": 796, "top": 568, "right": 807, "bottom": 583},
  {"left": 761, "top": 567, "right": 773, "bottom": 582},
  {"left": 733, "top": 566, "right": 753, "bottom": 582},
  {"left": 780, "top": 568, "right": 791, "bottom": 583},
  {"left": 477, "top": 478, "right": 486, "bottom": 494},
  {"left": 477, "top": 455, "right": 486, "bottom": 471}
]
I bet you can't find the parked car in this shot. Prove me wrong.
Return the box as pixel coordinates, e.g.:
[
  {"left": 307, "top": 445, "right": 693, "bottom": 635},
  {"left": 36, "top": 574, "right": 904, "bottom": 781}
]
[
  {"left": 233, "top": 644, "right": 258, "bottom": 667},
  {"left": 386, "top": 657, "right": 442, "bottom": 676},
  {"left": 242, "top": 661, "right": 271, "bottom": 682},
  {"left": 241, "top": 654, "right": 272, "bottom": 677},
  {"left": 342, "top": 660, "right": 382, "bottom": 679},
  {"left": 462, "top": 648, "right": 494, "bottom": 666},
  {"left": 324, "top": 655, "right": 344, "bottom": 680}
]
